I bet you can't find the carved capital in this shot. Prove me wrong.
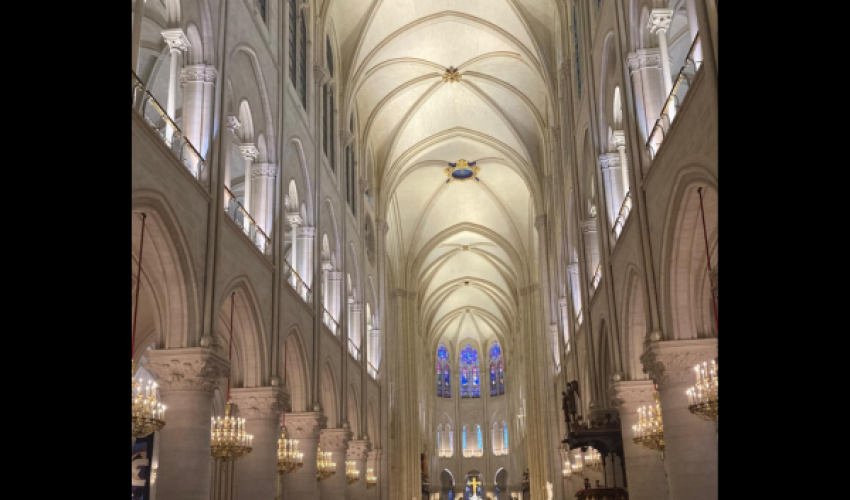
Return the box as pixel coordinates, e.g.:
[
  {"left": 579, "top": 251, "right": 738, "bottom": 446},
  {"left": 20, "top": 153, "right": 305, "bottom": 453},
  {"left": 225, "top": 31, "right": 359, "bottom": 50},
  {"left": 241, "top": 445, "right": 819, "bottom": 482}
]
[
  {"left": 161, "top": 29, "right": 190, "bottom": 51},
  {"left": 567, "top": 263, "right": 579, "bottom": 276},
  {"left": 346, "top": 440, "right": 372, "bottom": 460},
  {"left": 226, "top": 116, "right": 241, "bottom": 134},
  {"left": 297, "top": 226, "right": 315, "bottom": 238},
  {"left": 320, "top": 428, "right": 352, "bottom": 452},
  {"left": 608, "top": 380, "right": 656, "bottom": 413},
  {"left": 611, "top": 130, "right": 626, "bottom": 149},
  {"left": 286, "top": 412, "right": 327, "bottom": 439},
  {"left": 239, "top": 144, "right": 259, "bottom": 161},
  {"left": 648, "top": 9, "right": 674, "bottom": 34},
  {"left": 230, "top": 386, "right": 290, "bottom": 419},
  {"left": 251, "top": 162, "right": 277, "bottom": 179},
  {"left": 286, "top": 212, "right": 304, "bottom": 227},
  {"left": 581, "top": 219, "right": 598, "bottom": 233},
  {"left": 180, "top": 65, "right": 213, "bottom": 85},
  {"left": 328, "top": 271, "right": 343, "bottom": 281},
  {"left": 144, "top": 347, "right": 230, "bottom": 393},
  {"left": 340, "top": 130, "right": 354, "bottom": 147},
  {"left": 313, "top": 65, "right": 331, "bottom": 86},
  {"left": 640, "top": 339, "right": 718, "bottom": 388},
  {"left": 599, "top": 152, "right": 621, "bottom": 170},
  {"left": 534, "top": 214, "right": 547, "bottom": 229},
  {"left": 350, "top": 302, "right": 363, "bottom": 313},
  {"left": 375, "top": 219, "right": 390, "bottom": 234},
  {"left": 627, "top": 49, "right": 661, "bottom": 74}
]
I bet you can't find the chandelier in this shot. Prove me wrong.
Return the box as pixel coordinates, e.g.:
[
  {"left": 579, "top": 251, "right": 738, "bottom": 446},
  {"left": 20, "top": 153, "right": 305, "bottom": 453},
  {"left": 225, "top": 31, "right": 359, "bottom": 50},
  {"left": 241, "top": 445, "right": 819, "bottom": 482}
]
[
  {"left": 210, "top": 402, "right": 253, "bottom": 460},
  {"left": 632, "top": 387, "right": 665, "bottom": 458},
  {"left": 562, "top": 461, "right": 572, "bottom": 479},
  {"left": 687, "top": 358, "right": 718, "bottom": 421},
  {"left": 438, "top": 448, "right": 452, "bottom": 458},
  {"left": 346, "top": 461, "right": 360, "bottom": 485},
  {"left": 317, "top": 445, "right": 337, "bottom": 481},
  {"left": 277, "top": 427, "right": 304, "bottom": 473},
  {"left": 132, "top": 378, "right": 166, "bottom": 438},
  {"left": 366, "top": 468, "right": 378, "bottom": 489},
  {"left": 569, "top": 450, "right": 584, "bottom": 476},
  {"left": 132, "top": 213, "right": 166, "bottom": 438},
  {"left": 584, "top": 447, "right": 602, "bottom": 473},
  {"left": 463, "top": 448, "right": 484, "bottom": 458},
  {"left": 211, "top": 293, "right": 252, "bottom": 461}
]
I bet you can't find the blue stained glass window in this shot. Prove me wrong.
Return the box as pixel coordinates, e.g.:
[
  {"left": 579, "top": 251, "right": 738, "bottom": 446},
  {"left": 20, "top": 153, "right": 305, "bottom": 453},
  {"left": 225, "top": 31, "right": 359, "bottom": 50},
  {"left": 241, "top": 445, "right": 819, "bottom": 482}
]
[
  {"left": 444, "top": 365, "right": 451, "bottom": 397},
  {"left": 476, "top": 425, "right": 483, "bottom": 450},
  {"left": 499, "top": 360, "right": 505, "bottom": 395},
  {"left": 490, "top": 343, "right": 501, "bottom": 360},
  {"left": 472, "top": 367, "right": 480, "bottom": 398},
  {"left": 503, "top": 422, "right": 508, "bottom": 449},
  {"left": 461, "top": 344, "right": 478, "bottom": 364},
  {"left": 461, "top": 367, "right": 469, "bottom": 398},
  {"left": 462, "top": 426, "right": 468, "bottom": 450},
  {"left": 436, "top": 362, "right": 443, "bottom": 397},
  {"left": 490, "top": 363, "right": 496, "bottom": 396},
  {"left": 438, "top": 345, "right": 449, "bottom": 362}
]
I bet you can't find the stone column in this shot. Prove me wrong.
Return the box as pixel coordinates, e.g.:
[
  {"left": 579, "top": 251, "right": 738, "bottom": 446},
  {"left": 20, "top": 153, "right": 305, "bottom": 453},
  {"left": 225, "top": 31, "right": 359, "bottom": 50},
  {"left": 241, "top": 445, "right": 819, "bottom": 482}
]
[
  {"left": 298, "top": 226, "right": 316, "bottom": 291},
  {"left": 567, "top": 263, "right": 582, "bottom": 320},
  {"left": 131, "top": 0, "right": 145, "bottom": 73},
  {"left": 179, "top": 65, "right": 217, "bottom": 173},
  {"left": 329, "top": 271, "right": 344, "bottom": 332},
  {"left": 230, "top": 387, "right": 289, "bottom": 500},
  {"left": 648, "top": 10, "right": 676, "bottom": 122},
  {"left": 347, "top": 440, "right": 372, "bottom": 500},
  {"left": 627, "top": 49, "right": 664, "bottom": 148},
  {"left": 251, "top": 162, "right": 277, "bottom": 238},
  {"left": 611, "top": 131, "right": 629, "bottom": 197},
  {"left": 599, "top": 153, "right": 624, "bottom": 229},
  {"left": 286, "top": 213, "right": 302, "bottom": 273},
  {"left": 349, "top": 302, "right": 362, "bottom": 359},
  {"left": 160, "top": 30, "right": 190, "bottom": 145},
  {"left": 684, "top": 0, "right": 703, "bottom": 64},
  {"left": 320, "top": 428, "right": 352, "bottom": 500},
  {"left": 283, "top": 412, "right": 327, "bottom": 499},
  {"left": 581, "top": 219, "right": 599, "bottom": 283},
  {"left": 609, "top": 381, "right": 670, "bottom": 500},
  {"left": 224, "top": 117, "right": 241, "bottom": 192},
  {"left": 366, "top": 448, "right": 381, "bottom": 500},
  {"left": 322, "top": 261, "right": 333, "bottom": 314},
  {"left": 641, "top": 340, "right": 717, "bottom": 500},
  {"left": 239, "top": 144, "right": 259, "bottom": 226},
  {"left": 145, "top": 347, "right": 230, "bottom": 500}
]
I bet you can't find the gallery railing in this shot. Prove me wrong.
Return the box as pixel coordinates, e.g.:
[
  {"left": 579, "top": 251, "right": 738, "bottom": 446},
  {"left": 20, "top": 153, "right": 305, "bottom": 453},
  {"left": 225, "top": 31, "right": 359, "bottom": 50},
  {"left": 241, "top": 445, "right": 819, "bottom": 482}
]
[{"left": 223, "top": 186, "right": 271, "bottom": 254}]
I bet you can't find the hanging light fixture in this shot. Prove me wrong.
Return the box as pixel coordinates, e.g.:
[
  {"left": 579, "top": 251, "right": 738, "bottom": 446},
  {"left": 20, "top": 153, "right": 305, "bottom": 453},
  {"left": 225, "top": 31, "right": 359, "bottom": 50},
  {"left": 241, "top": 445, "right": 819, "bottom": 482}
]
[
  {"left": 687, "top": 358, "right": 718, "bottom": 421},
  {"left": 317, "top": 445, "right": 337, "bottom": 481},
  {"left": 210, "top": 293, "right": 253, "bottom": 461},
  {"left": 346, "top": 461, "right": 360, "bottom": 485},
  {"left": 562, "top": 461, "right": 572, "bottom": 479},
  {"left": 584, "top": 447, "right": 602, "bottom": 473},
  {"left": 132, "top": 212, "right": 166, "bottom": 438},
  {"left": 366, "top": 468, "right": 378, "bottom": 489},
  {"left": 278, "top": 342, "right": 303, "bottom": 473},
  {"left": 632, "top": 386, "right": 665, "bottom": 458},
  {"left": 570, "top": 450, "right": 584, "bottom": 476}
]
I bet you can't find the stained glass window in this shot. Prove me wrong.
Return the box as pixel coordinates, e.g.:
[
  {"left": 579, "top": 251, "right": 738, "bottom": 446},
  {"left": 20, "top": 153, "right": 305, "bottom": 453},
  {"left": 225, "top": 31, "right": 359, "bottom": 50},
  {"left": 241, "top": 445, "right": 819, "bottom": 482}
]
[
  {"left": 461, "top": 344, "right": 478, "bottom": 364},
  {"left": 499, "top": 360, "right": 505, "bottom": 395},
  {"left": 472, "top": 366, "right": 480, "bottom": 398},
  {"left": 461, "top": 366, "right": 469, "bottom": 398},
  {"left": 459, "top": 344, "right": 480, "bottom": 398},
  {"left": 444, "top": 365, "right": 451, "bottom": 397},
  {"left": 503, "top": 421, "right": 508, "bottom": 450},
  {"left": 462, "top": 425, "right": 468, "bottom": 451},
  {"left": 489, "top": 343, "right": 501, "bottom": 360},
  {"left": 489, "top": 342, "right": 502, "bottom": 397},
  {"left": 490, "top": 363, "right": 496, "bottom": 396},
  {"left": 438, "top": 345, "right": 449, "bottom": 362},
  {"left": 436, "top": 361, "right": 442, "bottom": 397},
  {"left": 476, "top": 424, "right": 483, "bottom": 450}
]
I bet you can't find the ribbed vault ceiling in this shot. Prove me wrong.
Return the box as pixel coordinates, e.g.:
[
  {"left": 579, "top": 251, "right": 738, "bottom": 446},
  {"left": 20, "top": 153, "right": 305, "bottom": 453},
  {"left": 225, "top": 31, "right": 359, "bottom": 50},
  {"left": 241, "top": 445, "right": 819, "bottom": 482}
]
[{"left": 331, "top": 0, "right": 557, "bottom": 353}]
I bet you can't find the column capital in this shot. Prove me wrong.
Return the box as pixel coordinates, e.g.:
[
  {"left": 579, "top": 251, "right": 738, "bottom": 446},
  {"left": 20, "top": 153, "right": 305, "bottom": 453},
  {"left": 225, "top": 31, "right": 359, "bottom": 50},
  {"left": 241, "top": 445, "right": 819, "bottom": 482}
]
[
  {"left": 161, "top": 29, "right": 191, "bottom": 51},
  {"left": 287, "top": 212, "right": 304, "bottom": 226},
  {"left": 239, "top": 143, "right": 260, "bottom": 161},
  {"left": 226, "top": 115, "right": 242, "bottom": 134},
  {"left": 567, "top": 263, "right": 579, "bottom": 275},
  {"left": 599, "top": 152, "right": 621, "bottom": 169},
  {"left": 251, "top": 162, "right": 277, "bottom": 179},
  {"left": 367, "top": 448, "right": 382, "bottom": 461},
  {"left": 346, "top": 440, "right": 372, "bottom": 460},
  {"left": 640, "top": 339, "right": 718, "bottom": 388},
  {"left": 350, "top": 302, "right": 363, "bottom": 312},
  {"left": 581, "top": 218, "right": 598, "bottom": 233},
  {"left": 647, "top": 9, "right": 674, "bottom": 34},
  {"left": 627, "top": 48, "right": 662, "bottom": 74},
  {"left": 320, "top": 428, "right": 352, "bottom": 452},
  {"left": 286, "top": 411, "right": 327, "bottom": 439},
  {"left": 322, "top": 260, "right": 334, "bottom": 271},
  {"left": 558, "top": 296, "right": 568, "bottom": 308},
  {"left": 340, "top": 130, "right": 354, "bottom": 147},
  {"left": 375, "top": 219, "right": 390, "bottom": 234},
  {"left": 328, "top": 271, "right": 343, "bottom": 281},
  {"left": 608, "top": 380, "right": 656, "bottom": 413},
  {"left": 313, "top": 65, "right": 331, "bottom": 86},
  {"left": 534, "top": 214, "right": 547, "bottom": 229},
  {"left": 230, "top": 386, "right": 290, "bottom": 419},
  {"left": 611, "top": 130, "right": 626, "bottom": 149},
  {"left": 180, "top": 64, "right": 217, "bottom": 85},
  {"left": 297, "top": 226, "right": 315, "bottom": 238},
  {"left": 144, "top": 347, "right": 230, "bottom": 393}
]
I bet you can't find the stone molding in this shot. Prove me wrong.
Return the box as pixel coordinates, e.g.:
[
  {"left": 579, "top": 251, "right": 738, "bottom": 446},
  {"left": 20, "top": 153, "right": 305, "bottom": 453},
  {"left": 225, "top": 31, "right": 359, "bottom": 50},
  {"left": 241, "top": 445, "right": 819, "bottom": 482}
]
[
  {"left": 161, "top": 29, "right": 190, "bottom": 51},
  {"left": 349, "top": 302, "right": 363, "bottom": 312},
  {"left": 534, "top": 214, "right": 547, "bottom": 229},
  {"left": 611, "top": 130, "right": 626, "bottom": 149},
  {"left": 328, "top": 271, "right": 343, "bottom": 281},
  {"left": 648, "top": 9, "right": 674, "bottom": 33},
  {"left": 567, "top": 263, "right": 579, "bottom": 275},
  {"left": 375, "top": 219, "right": 390, "bottom": 234},
  {"left": 239, "top": 144, "right": 259, "bottom": 161},
  {"left": 320, "top": 428, "right": 352, "bottom": 452},
  {"left": 359, "top": 178, "right": 369, "bottom": 194},
  {"left": 346, "top": 440, "right": 372, "bottom": 460},
  {"left": 180, "top": 65, "right": 217, "bottom": 85},
  {"left": 581, "top": 219, "right": 598, "bottom": 233},
  {"left": 340, "top": 130, "right": 354, "bottom": 147},
  {"left": 226, "top": 116, "right": 241, "bottom": 134},
  {"left": 286, "top": 412, "right": 327, "bottom": 439},
  {"left": 367, "top": 448, "right": 382, "bottom": 461},
  {"left": 230, "top": 386, "right": 290, "bottom": 419},
  {"left": 251, "top": 162, "right": 277, "bottom": 179},
  {"left": 313, "top": 65, "right": 331, "bottom": 86},
  {"left": 599, "top": 152, "right": 621, "bottom": 169},
  {"left": 286, "top": 212, "right": 304, "bottom": 226},
  {"left": 627, "top": 49, "right": 662, "bottom": 74},
  {"left": 608, "top": 380, "right": 656, "bottom": 413},
  {"left": 297, "top": 226, "right": 315, "bottom": 237},
  {"left": 640, "top": 339, "right": 718, "bottom": 387},
  {"left": 144, "top": 347, "right": 230, "bottom": 393}
]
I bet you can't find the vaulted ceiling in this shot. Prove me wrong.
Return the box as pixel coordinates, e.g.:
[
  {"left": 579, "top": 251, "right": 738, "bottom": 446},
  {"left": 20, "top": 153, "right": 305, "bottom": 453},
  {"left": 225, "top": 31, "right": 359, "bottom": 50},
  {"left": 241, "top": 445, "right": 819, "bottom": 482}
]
[{"left": 329, "top": 0, "right": 558, "bottom": 354}]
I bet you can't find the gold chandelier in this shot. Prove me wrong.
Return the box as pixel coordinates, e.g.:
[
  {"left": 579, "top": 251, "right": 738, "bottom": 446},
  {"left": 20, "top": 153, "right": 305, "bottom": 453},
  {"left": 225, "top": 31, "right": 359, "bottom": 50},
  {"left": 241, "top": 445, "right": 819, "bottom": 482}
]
[
  {"left": 346, "top": 461, "right": 360, "bottom": 485},
  {"left": 132, "top": 213, "right": 166, "bottom": 438},
  {"left": 687, "top": 359, "right": 718, "bottom": 421},
  {"left": 132, "top": 377, "right": 166, "bottom": 438},
  {"left": 562, "top": 461, "right": 572, "bottom": 479},
  {"left": 584, "top": 447, "right": 602, "bottom": 473},
  {"left": 632, "top": 387, "right": 665, "bottom": 458},
  {"left": 210, "top": 402, "right": 253, "bottom": 460},
  {"left": 277, "top": 427, "right": 303, "bottom": 473},
  {"left": 317, "top": 445, "right": 337, "bottom": 481},
  {"left": 366, "top": 468, "right": 378, "bottom": 489}
]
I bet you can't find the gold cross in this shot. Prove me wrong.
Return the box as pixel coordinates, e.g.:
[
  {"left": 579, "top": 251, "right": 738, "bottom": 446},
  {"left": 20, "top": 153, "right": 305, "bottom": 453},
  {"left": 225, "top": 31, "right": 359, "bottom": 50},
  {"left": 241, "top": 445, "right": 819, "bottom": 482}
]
[{"left": 469, "top": 477, "right": 481, "bottom": 493}]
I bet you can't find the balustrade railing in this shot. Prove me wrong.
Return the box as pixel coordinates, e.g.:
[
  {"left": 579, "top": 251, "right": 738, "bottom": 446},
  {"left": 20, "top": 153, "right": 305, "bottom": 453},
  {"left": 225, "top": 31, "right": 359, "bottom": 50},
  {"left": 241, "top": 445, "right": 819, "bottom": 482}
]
[
  {"left": 367, "top": 362, "right": 379, "bottom": 380},
  {"left": 132, "top": 71, "right": 205, "bottom": 179},
  {"left": 223, "top": 186, "right": 271, "bottom": 254},
  {"left": 463, "top": 449, "right": 484, "bottom": 458},
  {"left": 323, "top": 309, "right": 339, "bottom": 336},
  {"left": 611, "top": 192, "right": 633, "bottom": 240},
  {"left": 438, "top": 448, "right": 453, "bottom": 458},
  {"left": 646, "top": 34, "right": 703, "bottom": 160},
  {"left": 348, "top": 339, "right": 361, "bottom": 361},
  {"left": 493, "top": 448, "right": 509, "bottom": 457},
  {"left": 576, "top": 309, "right": 583, "bottom": 326},
  {"left": 591, "top": 264, "right": 602, "bottom": 290},
  {"left": 283, "top": 259, "right": 310, "bottom": 302}
]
